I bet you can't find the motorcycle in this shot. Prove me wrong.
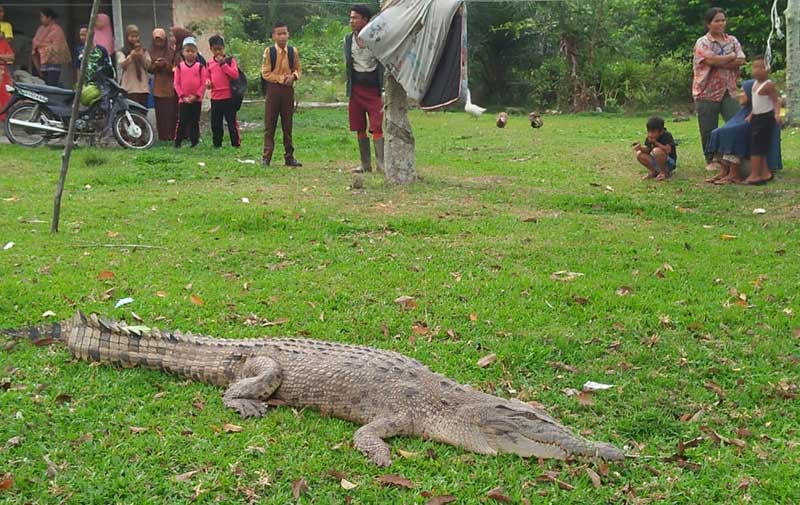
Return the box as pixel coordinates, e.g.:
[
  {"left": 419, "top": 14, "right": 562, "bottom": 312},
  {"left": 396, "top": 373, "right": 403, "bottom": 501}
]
[{"left": 1, "top": 78, "right": 154, "bottom": 149}]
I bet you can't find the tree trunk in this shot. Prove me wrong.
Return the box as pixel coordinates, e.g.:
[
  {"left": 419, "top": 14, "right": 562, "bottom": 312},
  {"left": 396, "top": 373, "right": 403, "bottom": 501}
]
[
  {"left": 383, "top": 75, "right": 417, "bottom": 185},
  {"left": 52, "top": 0, "right": 102, "bottom": 233},
  {"left": 787, "top": 0, "right": 800, "bottom": 125}
]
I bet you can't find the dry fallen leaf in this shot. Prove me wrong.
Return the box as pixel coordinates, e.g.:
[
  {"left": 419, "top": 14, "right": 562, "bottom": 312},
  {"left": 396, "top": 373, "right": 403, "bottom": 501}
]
[
  {"left": 535, "top": 471, "right": 576, "bottom": 491},
  {"left": 223, "top": 423, "right": 243, "bottom": 433},
  {"left": 577, "top": 391, "right": 595, "bottom": 406},
  {"left": 615, "top": 286, "right": 633, "bottom": 296},
  {"left": 376, "top": 474, "right": 415, "bottom": 489},
  {"left": 487, "top": 486, "right": 513, "bottom": 502},
  {"left": 720, "top": 234, "right": 738, "bottom": 241},
  {"left": 41, "top": 310, "right": 56, "bottom": 318},
  {"left": 190, "top": 294, "right": 204, "bottom": 306},
  {"left": 340, "top": 478, "right": 358, "bottom": 490},
  {"left": 397, "top": 449, "right": 420, "bottom": 459},
  {"left": 96, "top": 270, "right": 115, "bottom": 281},
  {"left": 0, "top": 474, "right": 12, "bottom": 491},
  {"left": 394, "top": 295, "right": 418, "bottom": 310},
  {"left": 156, "top": 290, "right": 167, "bottom": 298},
  {"left": 129, "top": 426, "right": 148, "bottom": 434},
  {"left": 292, "top": 478, "right": 308, "bottom": 500},
  {"left": 585, "top": 467, "right": 602, "bottom": 489},
  {"left": 412, "top": 322, "right": 430, "bottom": 336},
  {"left": 477, "top": 353, "right": 497, "bottom": 368},
  {"left": 426, "top": 496, "right": 457, "bottom": 505},
  {"left": 469, "top": 312, "right": 478, "bottom": 322},
  {"left": 550, "top": 270, "right": 584, "bottom": 282},
  {"left": 704, "top": 381, "right": 726, "bottom": 398},
  {"left": 175, "top": 470, "right": 200, "bottom": 481},
  {"left": 677, "top": 436, "right": 705, "bottom": 455}
]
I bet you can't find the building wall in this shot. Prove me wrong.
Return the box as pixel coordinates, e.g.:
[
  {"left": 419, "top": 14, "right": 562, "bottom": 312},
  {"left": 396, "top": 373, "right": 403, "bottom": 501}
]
[{"left": 173, "top": 0, "right": 224, "bottom": 39}]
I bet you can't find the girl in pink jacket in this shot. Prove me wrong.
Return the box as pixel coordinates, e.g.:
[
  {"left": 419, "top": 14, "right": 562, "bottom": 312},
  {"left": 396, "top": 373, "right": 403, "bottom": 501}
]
[
  {"left": 173, "top": 37, "right": 207, "bottom": 148},
  {"left": 207, "top": 35, "right": 241, "bottom": 148}
]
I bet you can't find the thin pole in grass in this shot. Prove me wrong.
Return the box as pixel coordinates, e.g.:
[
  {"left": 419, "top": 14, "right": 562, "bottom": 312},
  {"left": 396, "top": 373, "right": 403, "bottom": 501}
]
[{"left": 51, "top": 0, "right": 102, "bottom": 233}]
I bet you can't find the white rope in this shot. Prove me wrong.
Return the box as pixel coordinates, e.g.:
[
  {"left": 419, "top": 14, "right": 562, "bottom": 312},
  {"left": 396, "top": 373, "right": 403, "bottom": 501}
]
[{"left": 766, "top": 0, "right": 784, "bottom": 69}]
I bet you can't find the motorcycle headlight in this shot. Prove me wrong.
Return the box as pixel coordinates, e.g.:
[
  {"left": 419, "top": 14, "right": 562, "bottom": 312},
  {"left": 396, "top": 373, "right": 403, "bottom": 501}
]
[{"left": 4, "top": 84, "right": 13, "bottom": 93}]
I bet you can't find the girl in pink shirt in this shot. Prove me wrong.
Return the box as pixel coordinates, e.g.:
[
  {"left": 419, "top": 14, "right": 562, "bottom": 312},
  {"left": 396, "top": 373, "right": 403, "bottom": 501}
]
[
  {"left": 207, "top": 35, "right": 241, "bottom": 147},
  {"left": 173, "top": 37, "right": 207, "bottom": 148}
]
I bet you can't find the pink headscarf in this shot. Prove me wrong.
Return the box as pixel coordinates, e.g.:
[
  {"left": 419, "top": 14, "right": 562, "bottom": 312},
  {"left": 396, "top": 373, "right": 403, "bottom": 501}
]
[{"left": 94, "top": 13, "right": 114, "bottom": 53}]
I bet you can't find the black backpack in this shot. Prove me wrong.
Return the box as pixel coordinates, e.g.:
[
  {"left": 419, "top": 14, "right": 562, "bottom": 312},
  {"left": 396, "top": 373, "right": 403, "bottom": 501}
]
[
  {"left": 226, "top": 56, "right": 247, "bottom": 111},
  {"left": 260, "top": 45, "right": 296, "bottom": 96}
]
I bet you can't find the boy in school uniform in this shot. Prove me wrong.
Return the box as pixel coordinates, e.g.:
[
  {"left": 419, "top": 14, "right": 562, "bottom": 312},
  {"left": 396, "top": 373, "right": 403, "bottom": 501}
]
[
  {"left": 207, "top": 35, "right": 241, "bottom": 148},
  {"left": 261, "top": 22, "right": 302, "bottom": 167}
]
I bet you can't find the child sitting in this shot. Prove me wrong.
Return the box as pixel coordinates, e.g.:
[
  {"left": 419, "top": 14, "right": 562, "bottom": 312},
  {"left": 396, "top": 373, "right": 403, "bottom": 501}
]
[
  {"left": 173, "top": 37, "right": 207, "bottom": 148},
  {"left": 633, "top": 116, "right": 677, "bottom": 181},
  {"left": 745, "top": 55, "right": 781, "bottom": 185},
  {"left": 206, "top": 35, "right": 241, "bottom": 148}
]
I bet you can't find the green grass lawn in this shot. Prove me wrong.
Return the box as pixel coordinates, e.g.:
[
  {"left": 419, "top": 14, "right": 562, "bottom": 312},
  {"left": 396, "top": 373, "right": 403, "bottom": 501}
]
[{"left": 1, "top": 106, "right": 798, "bottom": 503}]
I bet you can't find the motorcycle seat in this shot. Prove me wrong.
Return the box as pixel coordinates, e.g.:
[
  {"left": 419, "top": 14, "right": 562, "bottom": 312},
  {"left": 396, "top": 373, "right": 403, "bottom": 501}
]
[{"left": 17, "top": 83, "right": 75, "bottom": 96}]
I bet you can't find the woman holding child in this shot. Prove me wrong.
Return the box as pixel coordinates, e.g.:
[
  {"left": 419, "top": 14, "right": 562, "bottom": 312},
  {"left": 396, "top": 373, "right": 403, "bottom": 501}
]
[{"left": 692, "top": 7, "right": 745, "bottom": 168}]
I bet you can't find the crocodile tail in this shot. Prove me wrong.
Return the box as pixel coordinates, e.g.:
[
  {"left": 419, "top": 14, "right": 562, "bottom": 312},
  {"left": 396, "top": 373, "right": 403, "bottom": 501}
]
[
  {"left": 465, "top": 398, "right": 625, "bottom": 462},
  {"left": 1, "top": 312, "right": 83, "bottom": 346}
]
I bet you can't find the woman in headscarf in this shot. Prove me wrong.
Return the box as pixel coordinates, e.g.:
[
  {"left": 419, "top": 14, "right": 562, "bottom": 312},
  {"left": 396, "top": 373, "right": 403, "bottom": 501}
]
[
  {"left": 0, "top": 29, "right": 14, "bottom": 121},
  {"left": 93, "top": 13, "right": 115, "bottom": 54},
  {"left": 116, "top": 24, "right": 151, "bottom": 106},
  {"left": 31, "top": 8, "right": 71, "bottom": 86},
  {"left": 171, "top": 26, "right": 205, "bottom": 66},
  {"left": 149, "top": 28, "right": 178, "bottom": 141}
]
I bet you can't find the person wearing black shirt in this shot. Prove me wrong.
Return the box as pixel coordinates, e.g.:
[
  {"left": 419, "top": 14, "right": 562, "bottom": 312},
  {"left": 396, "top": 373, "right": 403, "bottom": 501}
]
[{"left": 633, "top": 116, "right": 677, "bottom": 181}]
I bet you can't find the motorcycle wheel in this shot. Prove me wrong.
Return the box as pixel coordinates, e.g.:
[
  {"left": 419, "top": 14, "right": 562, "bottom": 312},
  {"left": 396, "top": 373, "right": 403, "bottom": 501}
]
[
  {"left": 4, "top": 102, "right": 56, "bottom": 147},
  {"left": 112, "top": 110, "right": 154, "bottom": 149}
]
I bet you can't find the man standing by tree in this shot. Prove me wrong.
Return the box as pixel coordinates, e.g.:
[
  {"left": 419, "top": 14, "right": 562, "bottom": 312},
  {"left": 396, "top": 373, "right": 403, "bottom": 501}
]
[{"left": 345, "top": 5, "right": 384, "bottom": 173}]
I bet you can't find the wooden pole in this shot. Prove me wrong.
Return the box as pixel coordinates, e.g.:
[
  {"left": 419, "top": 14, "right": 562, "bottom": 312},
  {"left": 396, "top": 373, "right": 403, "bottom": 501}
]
[
  {"left": 787, "top": 0, "right": 800, "bottom": 125},
  {"left": 51, "top": 0, "right": 102, "bottom": 234}
]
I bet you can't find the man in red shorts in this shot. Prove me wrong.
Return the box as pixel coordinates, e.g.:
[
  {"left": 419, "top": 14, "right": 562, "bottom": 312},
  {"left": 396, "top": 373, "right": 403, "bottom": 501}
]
[{"left": 345, "top": 4, "right": 384, "bottom": 173}]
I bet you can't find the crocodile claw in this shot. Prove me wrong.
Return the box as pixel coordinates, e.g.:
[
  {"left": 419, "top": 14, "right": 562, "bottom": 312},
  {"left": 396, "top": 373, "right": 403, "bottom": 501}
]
[{"left": 224, "top": 398, "right": 270, "bottom": 418}]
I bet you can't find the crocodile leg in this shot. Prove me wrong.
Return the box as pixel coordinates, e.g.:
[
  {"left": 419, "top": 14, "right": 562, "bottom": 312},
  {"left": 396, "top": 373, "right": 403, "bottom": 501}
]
[
  {"left": 222, "top": 357, "right": 283, "bottom": 418},
  {"left": 353, "top": 415, "right": 411, "bottom": 467}
]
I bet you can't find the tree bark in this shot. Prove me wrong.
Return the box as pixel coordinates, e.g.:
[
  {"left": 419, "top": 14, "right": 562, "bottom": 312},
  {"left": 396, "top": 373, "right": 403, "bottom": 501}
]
[
  {"left": 787, "top": 0, "right": 800, "bottom": 125},
  {"left": 383, "top": 75, "right": 417, "bottom": 185},
  {"left": 52, "top": 0, "right": 102, "bottom": 233}
]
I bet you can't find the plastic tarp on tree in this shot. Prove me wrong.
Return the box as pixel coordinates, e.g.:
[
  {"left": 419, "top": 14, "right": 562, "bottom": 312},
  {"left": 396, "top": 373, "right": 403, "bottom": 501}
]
[{"left": 359, "top": 0, "right": 470, "bottom": 110}]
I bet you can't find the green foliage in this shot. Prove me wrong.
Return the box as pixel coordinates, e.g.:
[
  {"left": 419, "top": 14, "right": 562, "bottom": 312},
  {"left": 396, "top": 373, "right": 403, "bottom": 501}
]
[
  {"left": 216, "top": 1, "right": 784, "bottom": 109},
  {"left": 224, "top": 16, "right": 349, "bottom": 100}
]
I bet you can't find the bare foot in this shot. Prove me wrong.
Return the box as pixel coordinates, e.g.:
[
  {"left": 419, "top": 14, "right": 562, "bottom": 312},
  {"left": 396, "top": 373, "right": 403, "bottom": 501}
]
[
  {"left": 705, "top": 161, "right": 722, "bottom": 172},
  {"left": 655, "top": 173, "right": 667, "bottom": 181},
  {"left": 642, "top": 171, "right": 657, "bottom": 180},
  {"left": 705, "top": 171, "right": 726, "bottom": 183}
]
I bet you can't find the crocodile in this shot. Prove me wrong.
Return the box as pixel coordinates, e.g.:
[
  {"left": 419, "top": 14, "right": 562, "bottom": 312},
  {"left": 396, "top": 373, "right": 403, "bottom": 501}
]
[{"left": 3, "top": 312, "right": 625, "bottom": 466}]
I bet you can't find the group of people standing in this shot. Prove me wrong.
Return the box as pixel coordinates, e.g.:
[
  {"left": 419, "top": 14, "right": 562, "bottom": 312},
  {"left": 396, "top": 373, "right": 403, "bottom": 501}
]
[
  {"left": 258, "top": 4, "right": 383, "bottom": 169},
  {"left": 636, "top": 7, "right": 783, "bottom": 186}
]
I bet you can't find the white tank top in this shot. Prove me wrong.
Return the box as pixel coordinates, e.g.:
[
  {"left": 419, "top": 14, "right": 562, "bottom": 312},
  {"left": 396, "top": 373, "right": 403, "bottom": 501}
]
[{"left": 751, "top": 80, "right": 774, "bottom": 115}]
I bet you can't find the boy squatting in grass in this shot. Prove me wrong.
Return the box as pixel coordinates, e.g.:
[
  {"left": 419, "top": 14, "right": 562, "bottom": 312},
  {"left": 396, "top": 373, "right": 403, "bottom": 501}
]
[
  {"left": 633, "top": 116, "right": 677, "bottom": 181},
  {"left": 744, "top": 55, "right": 781, "bottom": 186}
]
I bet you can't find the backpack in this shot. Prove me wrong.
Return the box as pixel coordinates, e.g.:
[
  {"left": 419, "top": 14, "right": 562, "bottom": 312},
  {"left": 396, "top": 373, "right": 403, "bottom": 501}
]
[
  {"left": 260, "top": 45, "right": 296, "bottom": 96},
  {"left": 226, "top": 56, "right": 248, "bottom": 111}
]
